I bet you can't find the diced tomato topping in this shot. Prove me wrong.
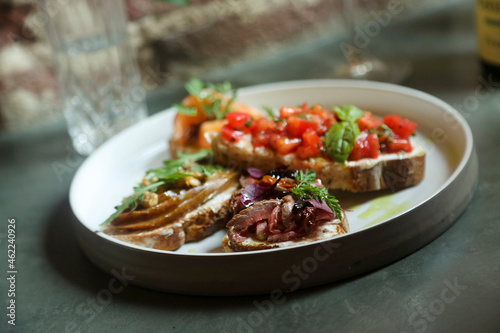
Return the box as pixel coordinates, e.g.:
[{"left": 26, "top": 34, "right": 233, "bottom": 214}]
[
  {"left": 226, "top": 112, "right": 253, "bottom": 132},
  {"left": 348, "top": 132, "right": 380, "bottom": 161},
  {"left": 286, "top": 116, "right": 319, "bottom": 138},
  {"left": 270, "top": 134, "right": 302, "bottom": 155},
  {"left": 296, "top": 129, "right": 322, "bottom": 159},
  {"left": 310, "top": 104, "right": 331, "bottom": 120},
  {"left": 279, "top": 106, "right": 300, "bottom": 118},
  {"left": 252, "top": 130, "right": 272, "bottom": 147},
  {"left": 253, "top": 118, "right": 276, "bottom": 133},
  {"left": 220, "top": 103, "right": 417, "bottom": 161},
  {"left": 358, "top": 112, "right": 383, "bottom": 131},
  {"left": 383, "top": 115, "right": 417, "bottom": 139},
  {"left": 386, "top": 137, "right": 412, "bottom": 153},
  {"left": 221, "top": 124, "right": 244, "bottom": 142}
]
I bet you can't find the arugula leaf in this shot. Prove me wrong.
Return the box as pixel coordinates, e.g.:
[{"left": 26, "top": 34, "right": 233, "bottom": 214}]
[
  {"left": 101, "top": 150, "right": 214, "bottom": 226},
  {"left": 325, "top": 121, "right": 360, "bottom": 163},
  {"left": 147, "top": 149, "right": 213, "bottom": 178},
  {"left": 291, "top": 170, "right": 342, "bottom": 219},
  {"left": 332, "top": 105, "right": 364, "bottom": 122},
  {"left": 100, "top": 181, "right": 165, "bottom": 226},
  {"left": 190, "top": 164, "right": 226, "bottom": 177}
]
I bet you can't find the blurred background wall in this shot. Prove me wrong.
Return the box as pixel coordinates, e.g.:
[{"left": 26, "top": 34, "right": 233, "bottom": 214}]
[{"left": 0, "top": 0, "right": 460, "bottom": 132}]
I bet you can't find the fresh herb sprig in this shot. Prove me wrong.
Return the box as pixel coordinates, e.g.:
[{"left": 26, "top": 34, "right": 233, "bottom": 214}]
[
  {"left": 174, "top": 78, "right": 238, "bottom": 120},
  {"left": 325, "top": 105, "right": 364, "bottom": 163},
  {"left": 101, "top": 149, "right": 217, "bottom": 226},
  {"left": 101, "top": 182, "right": 164, "bottom": 226},
  {"left": 262, "top": 105, "right": 276, "bottom": 119},
  {"left": 146, "top": 149, "right": 213, "bottom": 178},
  {"left": 291, "top": 170, "right": 342, "bottom": 219}
]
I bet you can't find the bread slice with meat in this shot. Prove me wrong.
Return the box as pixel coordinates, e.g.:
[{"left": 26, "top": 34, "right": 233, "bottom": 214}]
[
  {"left": 102, "top": 172, "right": 240, "bottom": 251},
  {"left": 212, "top": 134, "right": 425, "bottom": 193},
  {"left": 222, "top": 210, "right": 348, "bottom": 252}
]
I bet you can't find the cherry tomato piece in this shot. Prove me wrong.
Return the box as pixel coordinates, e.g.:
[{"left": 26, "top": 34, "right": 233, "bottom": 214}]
[
  {"left": 357, "top": 112, "right": 383, "bottom": 131},
  {"left": 270, "top": 134, "right": 302, "bottom": 155},
  {"left": 226, "top": 112, "right": 253, "bottom": 132},
  {"left": 279, "top": 106, "right": 300, "bottom": 118},
  {"left": 252, "top": 130, "right": 272, "bottom": 148},
  {"left": 286, "top": 116, "right": 319, "bottom": 138},
  {"left": 221, "top": 124, "right": 244, "bottom": 142},
  {"left": 348, "top": 132, "right": 380, "bottom": 161},
  {"left": 386, "top": 138, "right": 413, "bottom": 153},
  {"left": 296, "top": 129, "right": 322, "bottom": 159},
  {"left": 253, "top": 118, "right": 276, "bottom": 133},
  {"left": 383, "top": 115, "right": 417, "bottom": 139}
]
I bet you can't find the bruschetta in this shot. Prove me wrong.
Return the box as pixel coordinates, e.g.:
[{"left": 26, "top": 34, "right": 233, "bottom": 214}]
[
  {"left": 101, "top": 150, "right": 240, "bottom": 251},
  {"left": 212, "top": 104, "right": 425, "bottom": 192},
  {"left": 222, "top": 168, "right": 348, "bottom": 252},
  {"left": 169, "top": 78, "right": 263, "bottom": 157}
]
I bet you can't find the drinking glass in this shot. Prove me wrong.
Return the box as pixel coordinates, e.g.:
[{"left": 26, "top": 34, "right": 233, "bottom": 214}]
[
  {"left": 334, "top": 0, "right": 411, "bottom": 83},
  {"left": 38, "top": 0, "right": 147, "bottom": 155}
]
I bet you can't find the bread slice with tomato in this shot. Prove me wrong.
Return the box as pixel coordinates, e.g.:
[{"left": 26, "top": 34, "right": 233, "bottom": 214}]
[
  {"left": 212, "top": 104, "right": 425, "bottom": 193},
  {"left": 222, "top": 169, "right": 349, "bottom": 252},
  {"left": 169, "top": 78, "right": 263, "bottom": 157}
]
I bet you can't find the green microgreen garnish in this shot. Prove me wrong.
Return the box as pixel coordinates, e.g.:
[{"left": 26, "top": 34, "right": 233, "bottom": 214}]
[
  {"left": 291, "top": 170, "right": 342, "bottom": 219},
  {"left": 174, "top": 78, "right": 238, "bottom": 120},
  {"left": 101, "top": 149, "right": 221, "bottom": 226}
]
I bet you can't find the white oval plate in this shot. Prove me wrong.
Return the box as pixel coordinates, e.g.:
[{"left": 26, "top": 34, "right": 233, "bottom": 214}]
[{"left": 70, "top": 80, "right": 478, "bottom": 295}]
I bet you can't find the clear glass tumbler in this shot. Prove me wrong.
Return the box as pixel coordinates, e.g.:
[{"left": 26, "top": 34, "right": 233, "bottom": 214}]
[{"left": 38, "top": 0, "right": 147, "bottom": 155}]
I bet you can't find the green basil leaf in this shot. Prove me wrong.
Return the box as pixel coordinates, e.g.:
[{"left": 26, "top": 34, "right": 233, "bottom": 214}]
[
  {"left": 325, "top": 121, "right": 360, "bottom": 163},
  {"left": 332, "top": 105, "right": 365, "bottom": 123}
]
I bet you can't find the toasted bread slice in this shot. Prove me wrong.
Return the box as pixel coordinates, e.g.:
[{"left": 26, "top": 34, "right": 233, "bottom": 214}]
[
  {"left": 212, "top": 134, "right": 425, "bottom": 192},
  {"left": 222, "top": 211, "right": 348, "bottom": 252},
  {"left": 103, "top": 184, "right": 238, "bottom": 250}
]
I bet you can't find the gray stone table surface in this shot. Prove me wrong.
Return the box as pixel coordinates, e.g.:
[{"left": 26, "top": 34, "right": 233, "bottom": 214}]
[{"left": 1, "top": 1, "right": 499, "bottom": 332}]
